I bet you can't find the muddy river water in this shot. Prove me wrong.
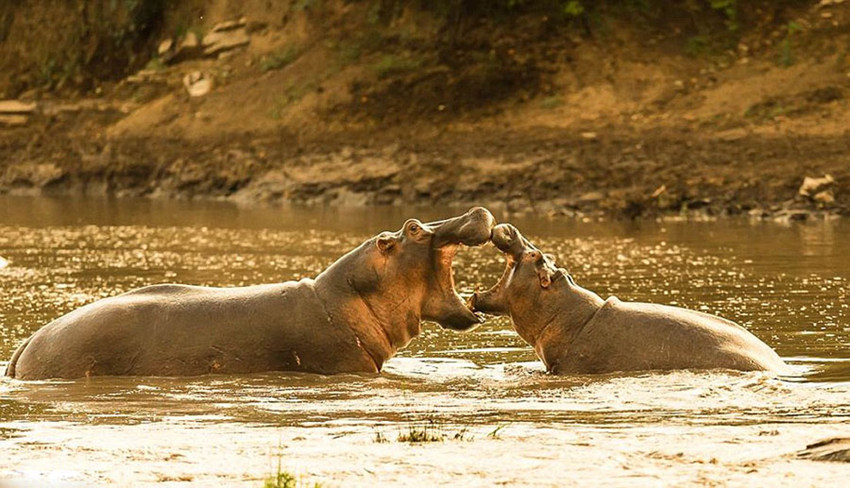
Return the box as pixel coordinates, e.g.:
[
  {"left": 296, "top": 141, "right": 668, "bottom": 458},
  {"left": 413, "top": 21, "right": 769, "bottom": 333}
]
[{"left": 1, "top": 196, "right": 849, "bottom": 487}]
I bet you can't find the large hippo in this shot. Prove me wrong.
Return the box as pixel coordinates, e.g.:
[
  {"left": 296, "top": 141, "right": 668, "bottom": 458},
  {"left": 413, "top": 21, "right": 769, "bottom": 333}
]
[
  {"left": 6, "top": 208, "right": 495, "bottom": 380},
  {"left": 470, "top": 224, "right": 790, "bottom": 375}
]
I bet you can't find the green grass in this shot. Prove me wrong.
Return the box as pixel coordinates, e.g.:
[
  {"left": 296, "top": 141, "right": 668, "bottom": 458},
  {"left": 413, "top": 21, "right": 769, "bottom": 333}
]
[
  {"left": 374, "top": 430, "right": 388, "bottom": 443},
  {"left": 334, "top": 40, "right": 363, "bottom": 66},
  {"left": 684, "top": 35, "right": 710, "bottom": 58},
  {"left": 390, "top": 420, "right": 476, "bottom": 443},
  {"left": 397, "top": 423, "right": 446, "bottom": 443},
  {"left": 778, "top": 21, "right": 802, "bottom": 68},
  {"left": 373, "top": 54, "right": 423, "bottom": 80},
  {"left": 268, "top": 80, "right": 318, "bottom": 119},
  {"left": 263, "top": 461, "right": 323, "bottom": 488},
  {"left": 144, "top": 56, "right": 165, "bottom": 71},
  {"left": 488, "top": 424, "right": 508, "bottom": 439},
  {"left": 744, "top": 99, "right": 792, "bottom": 121},
  {"left": 452, "top": 426, "right": 471, "bottom": 441},
  {"left": 260, "top": 46, "right": 301, "bottom": 72},
  {"left": 540, "top": 95, "right": 565, "bottom": 109},
  {"left": 264, "top": 470, "right": 298, "bottom": 488}
]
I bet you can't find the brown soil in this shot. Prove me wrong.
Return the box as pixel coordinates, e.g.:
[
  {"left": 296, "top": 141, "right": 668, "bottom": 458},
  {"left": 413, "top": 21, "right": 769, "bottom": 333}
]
[{"left": 1, "top": 0, "right": 849, "bottom": 220}]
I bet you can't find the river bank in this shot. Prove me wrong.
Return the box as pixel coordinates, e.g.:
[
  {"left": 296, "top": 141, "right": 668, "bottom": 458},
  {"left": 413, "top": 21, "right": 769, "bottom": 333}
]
[
  {"left": 1, "top": 1, "right": 848, "bottom": 219},
  {"left": 2, "top": 123, "right": 846, "bottom": 221}
]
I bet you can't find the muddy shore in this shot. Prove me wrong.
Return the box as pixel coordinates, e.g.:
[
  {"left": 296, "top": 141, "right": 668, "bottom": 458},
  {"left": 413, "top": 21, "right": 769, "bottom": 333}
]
[
  {"left": 1, "top": 121, "right": 846, "bottom": 221},
  {"left": 1, "top": 1, "right": 848, "bottom": 220}
]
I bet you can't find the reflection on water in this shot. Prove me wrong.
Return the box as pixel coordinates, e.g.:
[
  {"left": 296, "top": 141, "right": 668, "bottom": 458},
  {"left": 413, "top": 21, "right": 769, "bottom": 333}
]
[{"left": 1, "top": 196, "right": 849, "bottom": 486}]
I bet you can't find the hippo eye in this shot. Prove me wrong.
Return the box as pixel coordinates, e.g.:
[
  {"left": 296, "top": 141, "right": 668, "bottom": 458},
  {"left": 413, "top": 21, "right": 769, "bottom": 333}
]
[{"left": 408, "top": 223, "right": 420, "bottom": 234}]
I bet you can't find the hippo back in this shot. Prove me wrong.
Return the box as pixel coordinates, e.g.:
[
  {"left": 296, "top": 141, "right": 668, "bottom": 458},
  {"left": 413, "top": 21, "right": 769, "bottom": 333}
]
[
  {"left": 9, "top": 282, "right": 376, "bottom": 379},
  {"left": 553, "top": 297, "right": 789, "bottom": 374}
]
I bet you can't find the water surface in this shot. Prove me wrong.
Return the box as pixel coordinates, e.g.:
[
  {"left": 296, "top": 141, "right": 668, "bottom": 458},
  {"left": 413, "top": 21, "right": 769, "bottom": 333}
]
[{"left": 1, "top": 196, "right": 849, "bottom": 486}]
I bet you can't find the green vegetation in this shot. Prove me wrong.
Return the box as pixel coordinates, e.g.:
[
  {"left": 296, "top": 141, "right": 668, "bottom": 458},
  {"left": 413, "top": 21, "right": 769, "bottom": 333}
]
[
  {"left": 1, "top": 0, "right": 168, "bottom": 93},
  {"left": 453, "top": 426, "right": 471, "bottom": 441},
  {"left": 260, "top": 47, "right": 301, "bottom": 72},
  {"left": 293, "top": 0, "right": 321, "bottom": 12},
  {"left": 144, "top": 56, "right": 165, "bottom": 72},
  {"left": 388, "top": 420, "right": 474, "bottom": 443},
  {"left": 269, "top": 80, "right": 318, "bottom": 119},
  {"left": 263, "top": 457, "right": 323, "bottom": 488},
  {"left": 488, "top": 424, "right": 508, "bottom": 439},
  {"left": 562, "top": 1, "right": 585, "bottom": 17},
  {"left": 332, "top": 40, "right": 363, "bottom": 66},
  {"left": 263, "top": 470, "right": 323, "bottom": 488},
  {"left": 778, "top": 20, "right": 803, "bottom": 67},
  {"left": 373, "top": 54, "right": 423, "bottom": 80},
  {"left": 684, "top": 35, "right": 711, "bottom": 57},
  {"left": 0, "top": 0, "right": 818, "bottom": 97},
  {"left": 540, "top": 95, "right": 565, "bottom": 109},
  {"left": 744, "top": 99, "right": 790, "bottom": 120},
  {"left": 376, "top": 0, "right": 594, "bottom": 26},
  {"left": 366, "top": 0, "right": 811, "bottom": 64},
  {"left": 53, "top": 0, "right": 166, "bottom": 82},
  {"left": 264, "top": 470, "right": 297, "bottom": 488},
  {"left": 397, "top": 422, "right": 446, "bottom": 443},
  {"left": 331, "top": 31, "right": 385, "bottom": 67},
  {"left": 370, "top": 0, "right": 807, "bottom": 30},
  {"left": 708, "top": 0, "right": 739, "bottom": 32}
]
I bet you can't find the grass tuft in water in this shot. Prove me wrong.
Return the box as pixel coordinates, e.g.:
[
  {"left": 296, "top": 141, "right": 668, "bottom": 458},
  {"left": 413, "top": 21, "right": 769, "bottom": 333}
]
[
  {"left": 373, "top": 429, "right": 388, "bottom": 443},
  {"left": 488, "top": 424, "right": 508, "bottom": 439},
  {"left": 264, "top": 470, "right": 297, "bottom": 488},
  {"left": 394, "top": 420, "right": 475, "bottom": 443},
  {"left": 263, "top": 471, "right": 323, "bottom": 488},
  {"left": 453, "top": 426, "right": 471, "bottom": 441},
  {"left": 264, "top": 456, "right": 322, "bottom": 488},
  {"left": 397, "top": 423, "right": 445, "bottom": 443}
]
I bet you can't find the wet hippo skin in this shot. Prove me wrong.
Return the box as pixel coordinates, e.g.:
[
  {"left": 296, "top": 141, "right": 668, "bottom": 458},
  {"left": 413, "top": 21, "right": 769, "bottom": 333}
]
[
  {"left": 472, "top": 224, "right": 790, "bottom": 375},
  {"left": 7, "top": 207, "right": 495, "bottom": 380}
]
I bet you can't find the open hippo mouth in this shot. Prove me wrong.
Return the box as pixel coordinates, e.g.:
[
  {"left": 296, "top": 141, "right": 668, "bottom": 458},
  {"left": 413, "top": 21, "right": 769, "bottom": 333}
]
[
  {"left": 423, "top": 207, "right": 496, "bottom": 330},
  {"left": 491, "top": 224, "right": 526, "bottom": 254},
  {"left": 466, "top": 223, "right": 539, "bottom": 316}
]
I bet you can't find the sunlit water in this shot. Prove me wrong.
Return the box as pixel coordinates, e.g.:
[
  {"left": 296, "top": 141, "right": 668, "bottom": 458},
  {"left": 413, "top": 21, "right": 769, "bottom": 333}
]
[{"left": 1, "top": 196, "right": 849, "bottom": 487}]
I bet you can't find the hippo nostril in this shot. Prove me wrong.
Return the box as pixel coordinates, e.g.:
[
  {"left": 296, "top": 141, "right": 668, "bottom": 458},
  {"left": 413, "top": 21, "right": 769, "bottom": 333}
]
[{"left": 491, "top": 225, "right": 509, "bottom": 243}]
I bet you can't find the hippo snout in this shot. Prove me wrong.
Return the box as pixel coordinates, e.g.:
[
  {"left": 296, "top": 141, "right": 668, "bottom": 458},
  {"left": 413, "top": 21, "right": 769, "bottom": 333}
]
[
  {"left": 461, "top": 207, "right": 497, "bottom": 245},
  {"left": 491, "top": 224, "right": 517, "bottom": 251},
  {"left": 490, "top": 223, "right": 532, "bottom": 258},
  {"left": 468, "top": 289, "right": 506, "bottom": 315},
  {"left": 432, "top": 207, "right": 496, "bottom": 247}
]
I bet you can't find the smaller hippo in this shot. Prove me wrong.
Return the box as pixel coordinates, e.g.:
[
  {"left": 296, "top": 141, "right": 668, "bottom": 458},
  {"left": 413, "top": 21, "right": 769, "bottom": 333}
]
[{"left": 471, "top": 224, "right": 790, "bottom": 375}]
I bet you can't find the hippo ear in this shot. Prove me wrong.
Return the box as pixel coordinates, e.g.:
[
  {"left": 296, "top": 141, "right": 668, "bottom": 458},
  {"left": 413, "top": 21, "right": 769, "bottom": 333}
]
[
  {"left": 376, "top": 237, "right": 396, "bottom": 254},
  {"left": 538, "top": 267, "right": 553, "bottom": 288}
]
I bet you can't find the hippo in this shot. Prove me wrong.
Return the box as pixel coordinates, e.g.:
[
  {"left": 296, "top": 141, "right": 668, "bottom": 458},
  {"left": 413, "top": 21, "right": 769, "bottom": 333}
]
[
  {"left": 6, "top": 208, "right": 495, "bottom": 380},
  {"left": 470, "top": 224, "right": 790, "bottom": 375}
]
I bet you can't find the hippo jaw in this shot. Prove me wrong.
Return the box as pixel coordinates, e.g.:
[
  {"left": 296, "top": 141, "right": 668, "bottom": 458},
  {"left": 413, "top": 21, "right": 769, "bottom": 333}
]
[
  {"left": 427, "top": 245, "right": 486, "bottom": 330},
  {"left": 469, "top": 281, "right": 508, "bottom": 316},
  {"left": 423, "top": 207, "right": 495, "bottom": 330},
  {"left": 470, "top": 223, "right": 528, "bottom": 316},
  {"left": 490, "top": 223, "right": 538, "bottom": 258},
  {"left": 471, "top": 223, "right": 566, "bottom": 317}
]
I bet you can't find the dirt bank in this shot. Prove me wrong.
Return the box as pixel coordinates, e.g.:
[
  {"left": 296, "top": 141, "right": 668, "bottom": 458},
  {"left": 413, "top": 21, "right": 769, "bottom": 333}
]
[{"left": 1, "top": 0, "right": 849, "bottom": 219}]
